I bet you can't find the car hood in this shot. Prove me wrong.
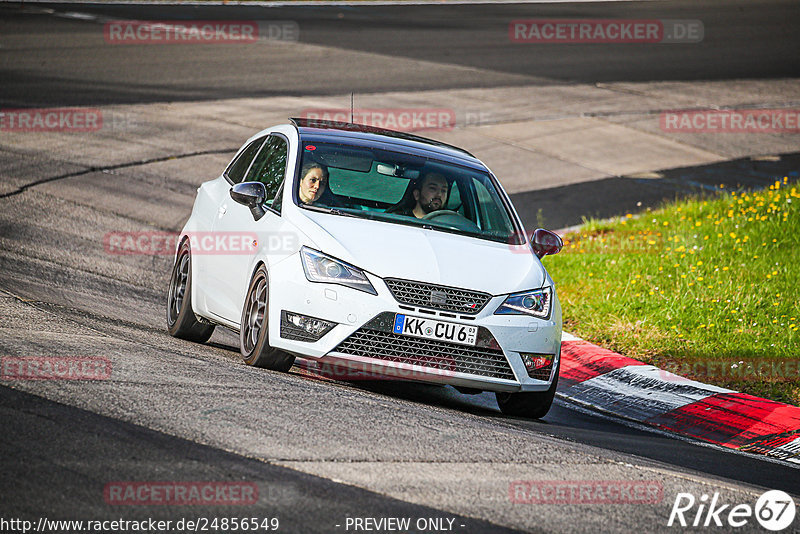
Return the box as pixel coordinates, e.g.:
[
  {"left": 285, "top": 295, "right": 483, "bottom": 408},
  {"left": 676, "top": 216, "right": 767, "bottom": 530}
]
[{"left": 297, "top": 210, "right": 547, "bottom": 295}]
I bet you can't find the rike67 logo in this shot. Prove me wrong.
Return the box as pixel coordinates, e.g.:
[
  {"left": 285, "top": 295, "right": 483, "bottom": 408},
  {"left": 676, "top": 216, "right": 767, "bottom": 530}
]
[{"left": 668, "top": 490, "right": 796, "bottom": 531}]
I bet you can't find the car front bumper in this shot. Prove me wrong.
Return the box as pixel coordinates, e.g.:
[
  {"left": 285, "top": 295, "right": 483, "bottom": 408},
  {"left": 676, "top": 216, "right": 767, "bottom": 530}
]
[{"left": 267, "top": 254, "right": 562, "bottom": 393}]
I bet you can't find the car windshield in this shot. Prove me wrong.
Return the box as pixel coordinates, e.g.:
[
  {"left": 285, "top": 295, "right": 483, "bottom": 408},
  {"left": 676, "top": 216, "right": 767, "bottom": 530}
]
[{"left": 294, "top": 142, "right": 523, "bottom": 244}]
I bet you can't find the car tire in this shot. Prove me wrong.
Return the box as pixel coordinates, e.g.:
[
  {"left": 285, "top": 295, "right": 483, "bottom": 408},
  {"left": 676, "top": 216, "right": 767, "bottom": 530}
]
[
  {"left": 240, "top": 265, "right": 295, "bottom": 371},
  {"left": 166, "top": 240, "right": 215, "bottom": 343},
  {"left": 495, "top": 358, "right": 560, "bottom": 419}
]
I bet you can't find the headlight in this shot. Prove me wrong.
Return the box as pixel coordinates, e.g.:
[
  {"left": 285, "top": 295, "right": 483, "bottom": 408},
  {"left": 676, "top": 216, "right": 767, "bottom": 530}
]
[
  {"left": 494, "top": 287, "right": 552, "bottom": 319},
  {"left": 300, "top": 247, "right": 377, "bottom": 295}
]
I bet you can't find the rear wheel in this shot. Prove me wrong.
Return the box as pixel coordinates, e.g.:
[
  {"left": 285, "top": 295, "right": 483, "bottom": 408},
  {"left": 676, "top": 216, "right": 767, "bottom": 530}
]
[
  {"left": 166, "top": 240, "right": 215, "bottom": 342},
  {"left": 240, "top": 266, "right": 295, "bottom": 371},
  {"left": 495, "top": 359, "right": 560, "bottom": 419}
]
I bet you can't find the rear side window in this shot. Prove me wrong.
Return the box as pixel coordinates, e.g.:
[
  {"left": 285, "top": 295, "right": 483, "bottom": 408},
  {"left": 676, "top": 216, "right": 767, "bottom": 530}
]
[
  {"left": 245, "top": 135, "right": 289, "bottom": 210},
  {"left": 225, "top": 137, "right": 265, "bottom": 184},
  {"left": 446, "top": 180, "right": 463, "bottom": 214}
]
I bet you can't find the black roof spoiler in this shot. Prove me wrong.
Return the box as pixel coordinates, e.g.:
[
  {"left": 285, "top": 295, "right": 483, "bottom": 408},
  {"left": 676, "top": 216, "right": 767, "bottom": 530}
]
[{"left": 289, "top": 117, "right": 475, "bottom": 158}]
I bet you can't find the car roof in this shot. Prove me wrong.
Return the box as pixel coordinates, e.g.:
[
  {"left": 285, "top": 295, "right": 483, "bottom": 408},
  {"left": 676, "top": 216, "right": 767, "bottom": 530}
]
[{"left": 290, "top": 117, "right": 486, "bottom": 171}]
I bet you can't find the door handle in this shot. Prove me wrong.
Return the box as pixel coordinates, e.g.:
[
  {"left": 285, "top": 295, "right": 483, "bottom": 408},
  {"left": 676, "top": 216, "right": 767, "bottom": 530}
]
[{"left": 218, "top": 205, "right": 227, "bottom": 217}]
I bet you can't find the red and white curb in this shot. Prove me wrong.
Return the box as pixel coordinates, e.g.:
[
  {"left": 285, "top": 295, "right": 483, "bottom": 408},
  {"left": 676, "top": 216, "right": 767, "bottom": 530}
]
[{"left": 558, "top": 333, "right": 800, "bottom": 465}]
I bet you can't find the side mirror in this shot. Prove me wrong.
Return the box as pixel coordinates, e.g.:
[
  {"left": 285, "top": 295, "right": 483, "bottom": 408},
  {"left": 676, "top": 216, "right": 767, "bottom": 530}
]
[
  {"left": 230, "top": 182, "right": 267, "bottom": 221},
  {"left": 531, "top": 228, "right": 563, "bottom": 259}
]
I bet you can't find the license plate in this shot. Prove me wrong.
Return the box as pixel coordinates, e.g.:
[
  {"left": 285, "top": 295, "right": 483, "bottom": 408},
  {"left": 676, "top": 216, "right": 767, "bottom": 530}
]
[{"left": 393, "top": 314, "right": 478, "bottom": 346}]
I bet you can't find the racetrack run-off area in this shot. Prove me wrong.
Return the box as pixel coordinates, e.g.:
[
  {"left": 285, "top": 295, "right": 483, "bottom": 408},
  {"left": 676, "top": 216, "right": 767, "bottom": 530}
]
[{"left": 559, "top": 335, "right": 800, "bottom": 464}]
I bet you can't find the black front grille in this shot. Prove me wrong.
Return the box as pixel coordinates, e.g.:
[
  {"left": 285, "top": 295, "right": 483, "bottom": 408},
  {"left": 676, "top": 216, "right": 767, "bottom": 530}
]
[
  {"left": 333, "top": 328, "right": 516, "bottom": 381},
  {"left": 384, "top": 279, "right": 492, "bottom": 315}
]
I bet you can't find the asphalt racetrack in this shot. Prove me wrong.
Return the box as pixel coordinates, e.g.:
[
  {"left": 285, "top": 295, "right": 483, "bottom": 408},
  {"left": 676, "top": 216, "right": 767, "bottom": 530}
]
[{"left": 1, "top": 1, "right": 799, "bottom": 533}]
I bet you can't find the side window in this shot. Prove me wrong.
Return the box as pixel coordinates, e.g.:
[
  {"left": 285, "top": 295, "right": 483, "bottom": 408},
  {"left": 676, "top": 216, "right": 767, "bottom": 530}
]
[
  {"left": 244, "top": 135, "right": 289, "bottom": 212},
  {"left": 446, "top": 181, "right": 463, "bottom": 214},
  {"left": 225, "top": 137, "right": 265, "bottom": 184},
  {"left": 473, "top": 177, "right": 512, "bottom": 231}
]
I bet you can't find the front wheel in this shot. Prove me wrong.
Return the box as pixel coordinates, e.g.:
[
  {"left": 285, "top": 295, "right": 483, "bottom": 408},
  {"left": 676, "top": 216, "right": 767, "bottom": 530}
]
[
  {"left": 166, "top": 240, "right": 215, "bottom": 342},
  {"left": 240, "top": 265, "right": 295, "bottom": 371},
  {"left": 495, "top": 358, "right": 560, "bottom": 419}
]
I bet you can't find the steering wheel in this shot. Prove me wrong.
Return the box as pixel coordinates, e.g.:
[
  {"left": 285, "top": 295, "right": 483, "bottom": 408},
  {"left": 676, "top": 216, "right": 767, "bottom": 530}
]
[
  {"left": 422, "top": 209, "right": 461, "bottom": 220},
  {"left": 422, "top": 210, "right": 480, "bottom": 231}
]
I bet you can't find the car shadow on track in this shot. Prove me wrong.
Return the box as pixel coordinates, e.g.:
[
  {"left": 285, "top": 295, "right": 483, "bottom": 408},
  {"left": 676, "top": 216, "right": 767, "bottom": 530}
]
[
  {"left": 204, "top": 328, "right": 551, "bottom": 421},
  {"left": 320, "top": 377, "right": 503, "bottom": 416}
]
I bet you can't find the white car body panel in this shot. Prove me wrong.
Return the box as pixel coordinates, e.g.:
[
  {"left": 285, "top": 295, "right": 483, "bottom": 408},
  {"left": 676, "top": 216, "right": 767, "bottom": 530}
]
[{"left": 297, "top": 210, "right": 547, "bottom": 294}]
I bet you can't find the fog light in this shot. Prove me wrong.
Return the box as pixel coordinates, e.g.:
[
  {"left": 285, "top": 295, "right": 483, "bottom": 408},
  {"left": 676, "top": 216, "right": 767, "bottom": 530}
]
[
  {"left": 281, "top": 311, "right": 336, "bottom": 342},
  {"left": 520, "top": 352, "right": 554, "bottom": 381}
]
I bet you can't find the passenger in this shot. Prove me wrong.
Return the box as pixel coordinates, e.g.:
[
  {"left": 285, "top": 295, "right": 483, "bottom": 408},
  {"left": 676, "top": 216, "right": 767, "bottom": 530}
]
[
  {"left": 298, "top": 163, "right": 328, "bottom": 205},
  {"left": 394, "top": 172, "right": 449, "bottom": 218}
]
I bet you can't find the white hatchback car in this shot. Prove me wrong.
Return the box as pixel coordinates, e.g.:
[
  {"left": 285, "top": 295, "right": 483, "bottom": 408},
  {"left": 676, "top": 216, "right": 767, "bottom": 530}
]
[{"left": 167, "top": 119, "right": 564, "bottom": 418}]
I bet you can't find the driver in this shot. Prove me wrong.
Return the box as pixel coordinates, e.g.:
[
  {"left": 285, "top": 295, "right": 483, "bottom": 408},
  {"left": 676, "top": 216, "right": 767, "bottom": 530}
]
[{"left": 397, "top": 172, "right": 449, "bottom": 218}]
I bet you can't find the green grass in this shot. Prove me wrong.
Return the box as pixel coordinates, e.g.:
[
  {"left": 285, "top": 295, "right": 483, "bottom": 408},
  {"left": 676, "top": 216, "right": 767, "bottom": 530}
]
[{"left": 545, "top": 178, "right": 800, "bottom": 406}]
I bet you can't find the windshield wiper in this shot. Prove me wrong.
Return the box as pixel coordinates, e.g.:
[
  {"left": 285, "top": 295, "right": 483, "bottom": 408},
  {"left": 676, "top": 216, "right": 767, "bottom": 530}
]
[
  {"left": 304, "top": 205, "right": 358, "bottom": 217},
  {"left": 328, "top": 207, "right": 362, "bottom": 218}
]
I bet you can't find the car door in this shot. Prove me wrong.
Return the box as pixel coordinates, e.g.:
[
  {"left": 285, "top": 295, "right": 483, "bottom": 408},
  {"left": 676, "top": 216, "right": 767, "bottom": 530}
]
[
  {"left": 193, "top": 136, "right": 266, "bottom": 315},
  {"left": 206, "top": 134, "right": 290, "bottom": 324}
]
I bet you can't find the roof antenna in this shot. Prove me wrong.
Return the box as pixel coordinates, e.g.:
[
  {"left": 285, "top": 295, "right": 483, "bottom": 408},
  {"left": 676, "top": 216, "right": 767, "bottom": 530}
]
[{"left": 350, "top": 92, "right": 354, "bottom": 124}]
